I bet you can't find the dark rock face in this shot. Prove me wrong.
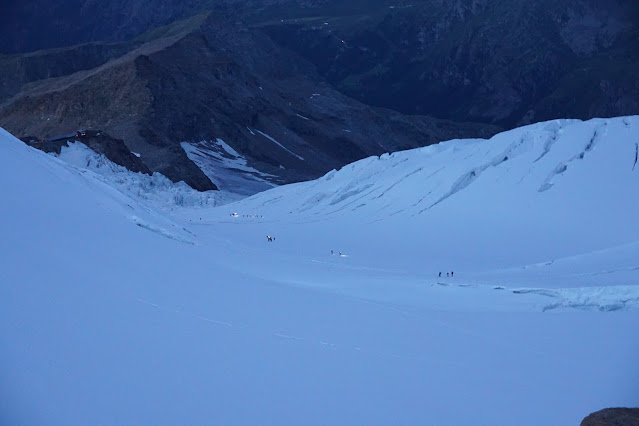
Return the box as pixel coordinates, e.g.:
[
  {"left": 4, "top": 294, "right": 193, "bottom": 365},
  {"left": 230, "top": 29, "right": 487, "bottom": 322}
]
[
  {"left": 258, "top": 0, "right": 639, "bottom": 128},
  {"left": 0, "top": 42, "right": 137, "bottom": 103},
  {"left": 581, "top": 407, "right": 639, "bottom": 426},
  {"left": 21, "top": 130, "right": 218, "bottom": 191},
  {"left": 0, "top": 0, "right": 278, "bottom": 54},
  {"left": 0, "top": 11, "right": 497, "bottom": 191},
  {"left": 0, "top": 0, "right": 205, "bottom": 54},
  {"left": 2, "top": 0, "right": 637, "bottom": 131}
]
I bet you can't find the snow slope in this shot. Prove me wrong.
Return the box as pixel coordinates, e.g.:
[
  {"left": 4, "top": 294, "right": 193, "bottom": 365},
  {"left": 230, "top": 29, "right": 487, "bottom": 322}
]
[
  {"left": 1, "top": 118, "right": 638, "bottom": 425},
  {"left": 218, "top": 117, "right": 639, "bottom": 289},
  {"left": 182, "top": 139, "right": 277, "bottom": 196}
]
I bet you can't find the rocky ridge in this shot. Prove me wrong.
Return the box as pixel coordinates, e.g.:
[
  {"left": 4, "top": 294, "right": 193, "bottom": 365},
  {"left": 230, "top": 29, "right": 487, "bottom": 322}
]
[
  {"left": 581, "top": 407, "right": 639, "bottom": 426},
  {"left": 0, "top": 10, "right": 498, "bottom": 192}
]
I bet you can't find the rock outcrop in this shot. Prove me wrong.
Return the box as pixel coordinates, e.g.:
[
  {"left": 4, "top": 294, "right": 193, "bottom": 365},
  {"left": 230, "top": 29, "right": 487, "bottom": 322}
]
[
  {"left": 22, "top": 131, "right": 151, "bottom": 176},
  {"left": 581, "top": 407, "right": 639, "bottom": 426}
]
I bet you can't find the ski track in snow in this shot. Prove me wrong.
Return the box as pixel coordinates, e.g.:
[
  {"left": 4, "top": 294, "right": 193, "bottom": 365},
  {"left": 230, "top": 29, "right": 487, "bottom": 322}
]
[
  {"left": 136, "top": 297, "right": 465, "bottom": 363},
  {"left": 146, "top": 303, "right": 459, "bottom": 365},
  {"left": 137, "top": 298, "right": 233, "bottom": 327},
  {"left": 345, "top": 295, "right": 548, "bottom": 357},
  {"left": 132, "top": 216, "right": 196, "bottom": 245}
]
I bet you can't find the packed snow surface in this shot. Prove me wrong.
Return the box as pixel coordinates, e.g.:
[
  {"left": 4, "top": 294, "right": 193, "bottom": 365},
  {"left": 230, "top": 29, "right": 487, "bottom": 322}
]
[{"left": 1, "top": 117, "right": 638, "bottom": 425}]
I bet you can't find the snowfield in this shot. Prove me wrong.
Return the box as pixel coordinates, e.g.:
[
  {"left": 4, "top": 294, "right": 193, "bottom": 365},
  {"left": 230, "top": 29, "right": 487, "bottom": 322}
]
[
  {"left": 182, "top": 139, "right": 277, "bottom": 196},
  {"left": 1, "top": 117, "right": 638, "bottom": 425}
]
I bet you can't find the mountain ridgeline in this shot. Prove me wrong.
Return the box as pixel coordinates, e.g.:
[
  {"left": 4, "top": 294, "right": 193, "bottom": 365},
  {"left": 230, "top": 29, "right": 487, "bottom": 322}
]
[
  {"left": 256, "top": 0, "right": 639, "bottom": 127},
  {"left": 0, "top": 0, "right": 636, "bottom": 191}
]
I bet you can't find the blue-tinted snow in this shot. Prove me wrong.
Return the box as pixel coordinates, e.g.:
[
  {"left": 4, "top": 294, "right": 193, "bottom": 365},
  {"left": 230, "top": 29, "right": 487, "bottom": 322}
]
[
  {"left": 182, "top": 139, "right": 276, "bottom": 196},
  {"left": 1, "top": 118, "right": 638, "bottom": 425}
]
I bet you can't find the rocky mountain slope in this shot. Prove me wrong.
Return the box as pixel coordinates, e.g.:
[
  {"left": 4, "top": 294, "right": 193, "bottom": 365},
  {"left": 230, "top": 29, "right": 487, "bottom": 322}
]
[
  {"left": 0, "top": 10, "right": 497, "bottom": 191},
  {"left": 581, "top": 407, "right": 639, "bottom": 426},
  {"left": 2, "top": 0, "right": 638, "bottom": 131},
  {"left": 257, "top": 0, "right": 639, "bottom": 127}
]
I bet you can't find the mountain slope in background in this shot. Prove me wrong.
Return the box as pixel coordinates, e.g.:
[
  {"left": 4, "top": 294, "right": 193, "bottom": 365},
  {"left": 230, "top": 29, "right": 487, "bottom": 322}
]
[
  {"left": 0, "top": 11, "right": 497, "bottom": 192},
  {"left": 258, "top": 0, "right": 639, "bottom": 127},
  {"left": 1, "top": 117, "right": 638, "bottom": 424},
  {"left": 2, "top": 0, "right": 638, "bottom": 129}
]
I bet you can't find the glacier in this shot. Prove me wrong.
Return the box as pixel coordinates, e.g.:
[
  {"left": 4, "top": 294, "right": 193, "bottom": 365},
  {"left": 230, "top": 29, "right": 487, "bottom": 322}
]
[{"left": 1, "top": 117, "right": 638, "bottom": 425}]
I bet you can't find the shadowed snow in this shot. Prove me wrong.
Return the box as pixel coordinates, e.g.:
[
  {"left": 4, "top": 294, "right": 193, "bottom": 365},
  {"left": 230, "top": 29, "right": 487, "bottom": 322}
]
[{"left": 1, "top": 118, "right": 638, "bottom": 425}]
